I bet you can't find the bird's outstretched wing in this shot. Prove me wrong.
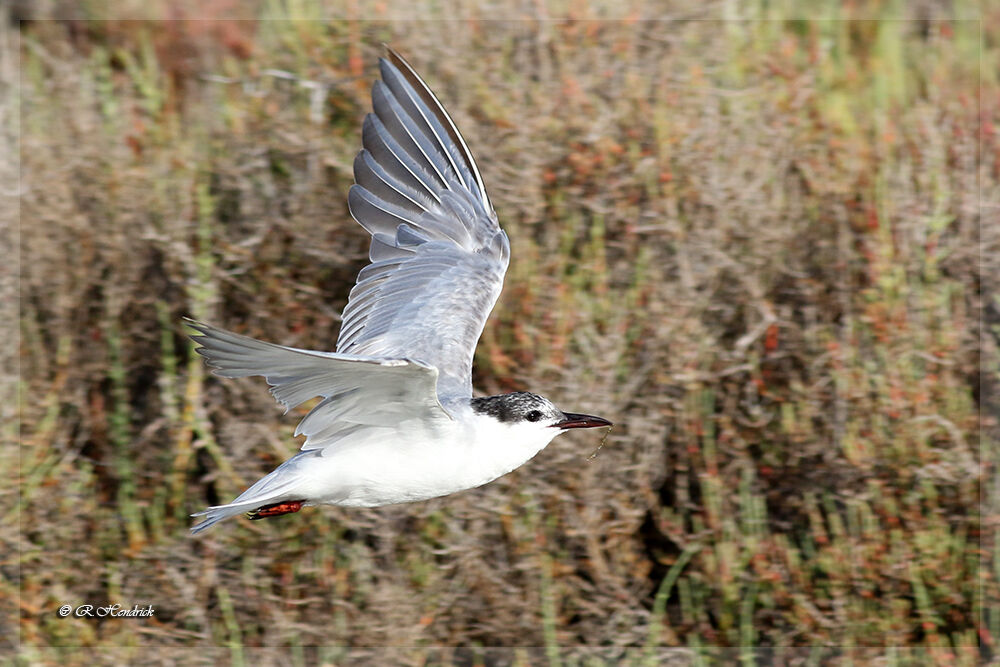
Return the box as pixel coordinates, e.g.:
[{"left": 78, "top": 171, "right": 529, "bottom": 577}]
[
  {"left": 339, "top": 48, "right": 509, "bottom": 400},
  {"left": 187, "top": 319, "right": 449, "bottom": 451}
]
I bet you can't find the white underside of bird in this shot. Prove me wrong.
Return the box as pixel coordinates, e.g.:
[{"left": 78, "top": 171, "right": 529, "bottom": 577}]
[{"left": 190, "top": 355, "right": 561, "bottom": 531}]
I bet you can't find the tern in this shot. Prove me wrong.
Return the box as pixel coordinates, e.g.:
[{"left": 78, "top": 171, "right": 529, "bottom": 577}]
[{"left": 189, "top": 48, "right": 611, "bottom": 533}]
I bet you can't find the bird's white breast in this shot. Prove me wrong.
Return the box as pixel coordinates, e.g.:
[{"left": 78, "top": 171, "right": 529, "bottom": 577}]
[{"left": 301, "top": 408, "right": 560, "bottom": 507}]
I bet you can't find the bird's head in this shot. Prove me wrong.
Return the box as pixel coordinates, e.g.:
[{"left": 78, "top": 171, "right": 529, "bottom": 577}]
[
  {"left": 463, "top": 391, "right": 613, "bottom": 485},
  {"left": 470, "top": 391, "right": 611, "bottom": 440}
]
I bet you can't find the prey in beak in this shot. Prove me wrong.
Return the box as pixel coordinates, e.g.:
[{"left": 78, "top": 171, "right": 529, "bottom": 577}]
[{"left": 553, "top": 412, "right": 613, "bottom": 430}]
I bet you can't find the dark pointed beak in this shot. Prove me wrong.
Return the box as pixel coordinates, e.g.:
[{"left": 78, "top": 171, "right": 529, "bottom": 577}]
[{"left": 552, "top": 412, "right": 613, "bottom": 429}]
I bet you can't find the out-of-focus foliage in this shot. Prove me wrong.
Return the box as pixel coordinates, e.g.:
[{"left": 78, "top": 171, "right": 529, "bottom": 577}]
[{"left": 11, "top": 0, "right": 996, "bottom": 663}]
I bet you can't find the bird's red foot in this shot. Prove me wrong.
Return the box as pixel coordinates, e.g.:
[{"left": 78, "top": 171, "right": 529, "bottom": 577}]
[{"left": 246, "top": 500, "right": 304, "bottom": 520}]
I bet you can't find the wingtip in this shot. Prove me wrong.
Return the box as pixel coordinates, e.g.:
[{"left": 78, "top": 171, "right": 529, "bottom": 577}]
[
  {"left": 379, "top": 44, "right": 400, "bottom": 74},
  {"left": 182, "top": 316, "right": 206, "bottom": 332},
  {"left": 380, "top": 46, "right": 420, "bottom": 86},
  {"left": 382, "top": 43, "right": 404, "bottom": 63}
]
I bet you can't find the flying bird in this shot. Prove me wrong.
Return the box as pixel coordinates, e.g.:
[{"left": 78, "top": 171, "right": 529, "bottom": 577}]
[{"left": 189, "top": 48, "right": 611, "bottom": 533}]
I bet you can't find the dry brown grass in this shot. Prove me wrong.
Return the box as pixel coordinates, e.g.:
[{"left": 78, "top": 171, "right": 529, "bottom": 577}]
[{"left": 11, "top": 1, "right": 997, "bottom": 664}]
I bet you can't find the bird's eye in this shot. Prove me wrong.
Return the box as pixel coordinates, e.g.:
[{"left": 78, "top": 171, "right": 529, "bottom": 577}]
[{"left": 526, "top": 410, "right": 543, "bottom": 422}]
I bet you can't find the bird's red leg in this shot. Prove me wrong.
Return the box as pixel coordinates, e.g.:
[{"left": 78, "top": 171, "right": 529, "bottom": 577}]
[{"left": 246, "top": 500, "right": 305, "bottom": 520}]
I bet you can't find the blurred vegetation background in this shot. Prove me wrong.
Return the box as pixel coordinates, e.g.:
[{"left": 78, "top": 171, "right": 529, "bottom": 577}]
[{"left": 9, "top": 0, "right": 997, "bottom": 663}]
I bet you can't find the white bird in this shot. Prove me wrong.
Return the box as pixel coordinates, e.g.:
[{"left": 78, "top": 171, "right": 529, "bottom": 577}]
[{"left": 189, "top": 48, "right": 611, "bottom": 534}]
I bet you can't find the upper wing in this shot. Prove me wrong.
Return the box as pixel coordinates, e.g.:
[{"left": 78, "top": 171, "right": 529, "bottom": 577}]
[
  {"left": 187, "top": 319, "right": 450, "bottom": 452},
  {"left": 338, "top": 48, "right": 509, "bottom": 400}
]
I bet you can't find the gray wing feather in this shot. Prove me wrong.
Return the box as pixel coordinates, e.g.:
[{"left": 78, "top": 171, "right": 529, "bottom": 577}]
[
  {"left": 380, "top": 50, "right": 491, "bottom": 208},
  {"left": 361, "top": 114, "right": 442, "bottom": 206},
  {"left": 187, "top": 319, "right": 449, "bottom": 451},
  {"left": 339, "top": 49, "right": 509, "bottom": 399}
]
